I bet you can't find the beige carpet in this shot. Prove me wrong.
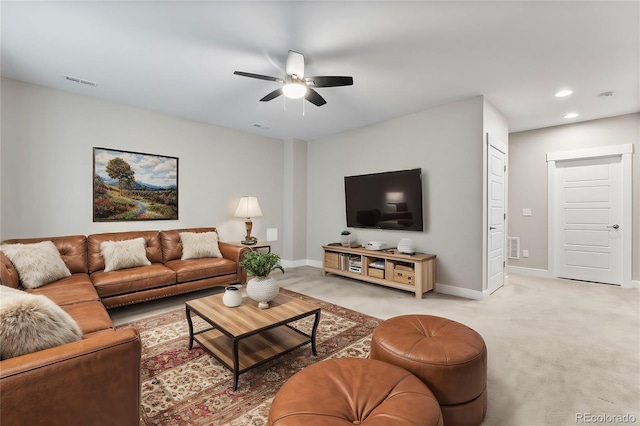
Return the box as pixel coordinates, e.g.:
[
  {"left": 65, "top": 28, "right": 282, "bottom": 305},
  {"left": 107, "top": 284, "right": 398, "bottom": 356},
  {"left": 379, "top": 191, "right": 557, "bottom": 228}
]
[
  {"left": 111, "top": 267, "right": 640, "bottom": 425},
  {"left": 277, "top": 267, "right": 640, "bottom": 426}
]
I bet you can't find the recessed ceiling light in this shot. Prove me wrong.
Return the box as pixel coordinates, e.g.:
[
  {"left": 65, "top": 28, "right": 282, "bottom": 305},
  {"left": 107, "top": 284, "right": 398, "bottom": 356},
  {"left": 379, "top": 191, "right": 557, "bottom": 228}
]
[
  {"left": 564, "top": 112, "right": 579, "bottom": 119},
  {"left": 555, "top": 90, "right": 573, "bottom": 97}
]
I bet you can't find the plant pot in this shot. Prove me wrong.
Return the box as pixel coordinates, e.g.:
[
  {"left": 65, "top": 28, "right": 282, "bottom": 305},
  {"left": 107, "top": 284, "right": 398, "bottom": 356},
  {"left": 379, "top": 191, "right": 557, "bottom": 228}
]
[
  {"left": 222, "top": 286, "right": 242, "bottom": 307},
  {"left": 340, "top": 235, "right": 352, "bottom": 247},
  {"left": 246, "top": 276, "right": 279, "bottom": 309}
]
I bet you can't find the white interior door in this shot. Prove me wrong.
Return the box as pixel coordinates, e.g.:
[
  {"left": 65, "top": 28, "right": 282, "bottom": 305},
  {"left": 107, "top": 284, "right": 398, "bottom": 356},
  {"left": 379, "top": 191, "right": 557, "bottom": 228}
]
[
  {"left": 487, "top": 144, "right": 506, "bottom": 294},
  {"left": 555, "top": 156, "right": 623, "bottom": 285}
]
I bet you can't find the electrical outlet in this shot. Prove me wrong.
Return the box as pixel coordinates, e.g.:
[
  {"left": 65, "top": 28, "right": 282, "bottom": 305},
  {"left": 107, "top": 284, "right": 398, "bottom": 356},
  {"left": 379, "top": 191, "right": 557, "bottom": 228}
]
[
  {"left": 522, "top": 249, "right": 529, "bottom": 258},
  {"left": 522, "top": 208, "right": 532, "bottom": 217}
]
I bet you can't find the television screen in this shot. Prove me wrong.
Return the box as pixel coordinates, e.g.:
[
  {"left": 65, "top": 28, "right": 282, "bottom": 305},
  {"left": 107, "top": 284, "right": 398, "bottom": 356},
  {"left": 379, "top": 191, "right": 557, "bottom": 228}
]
[{"left": 345, "top": 168, "right": 423, "bottom": 231}]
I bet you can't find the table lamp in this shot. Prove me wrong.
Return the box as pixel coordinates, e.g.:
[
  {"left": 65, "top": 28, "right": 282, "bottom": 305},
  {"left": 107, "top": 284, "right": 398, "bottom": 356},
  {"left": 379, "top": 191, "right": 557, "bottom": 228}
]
[{"left": 234, "top": 196, "right": 263, "bottom": 245}]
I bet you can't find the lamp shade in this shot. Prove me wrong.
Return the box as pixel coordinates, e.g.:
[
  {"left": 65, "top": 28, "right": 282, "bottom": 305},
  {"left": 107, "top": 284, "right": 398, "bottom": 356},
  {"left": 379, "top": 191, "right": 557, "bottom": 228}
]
[{"left": 234, "top": 197, "right": 263, "bottom": 218}]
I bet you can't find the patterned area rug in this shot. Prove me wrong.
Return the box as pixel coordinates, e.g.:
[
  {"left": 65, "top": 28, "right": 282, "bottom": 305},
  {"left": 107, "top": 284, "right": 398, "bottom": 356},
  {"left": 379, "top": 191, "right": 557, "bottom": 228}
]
[{"left": 121, "top": 288, "right": 381, "bottom": 425}]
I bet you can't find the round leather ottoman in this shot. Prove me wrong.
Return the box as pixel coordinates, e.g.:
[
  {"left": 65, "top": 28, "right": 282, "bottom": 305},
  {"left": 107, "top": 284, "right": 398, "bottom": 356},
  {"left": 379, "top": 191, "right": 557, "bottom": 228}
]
[
  {"left": 268, "top": 358, "right": 443, "bottom": 426},
  {"left": 370, "top": 315, "right": 487, "bottom": 426}
]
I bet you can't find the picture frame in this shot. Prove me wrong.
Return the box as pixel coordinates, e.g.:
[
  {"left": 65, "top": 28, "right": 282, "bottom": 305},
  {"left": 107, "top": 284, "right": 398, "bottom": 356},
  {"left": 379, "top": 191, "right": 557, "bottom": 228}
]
[{"left": 93, "top": 147, "right": 178, "bottom": 221}]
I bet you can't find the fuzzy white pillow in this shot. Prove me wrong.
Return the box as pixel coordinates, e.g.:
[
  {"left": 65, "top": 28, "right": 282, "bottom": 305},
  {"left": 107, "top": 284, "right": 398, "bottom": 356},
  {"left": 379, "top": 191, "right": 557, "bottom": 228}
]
[
  {"left": 180, "top": 232, "right": 222, "bottom": 260},
  {"left": 100, "top": 237, "right": 151, "bottom": 272},
  {"left": 0, "top": 286, "right": 82, "bottom": 359},
  {"left": 0, "top": 241, "right": 71, "bottom": 289}
]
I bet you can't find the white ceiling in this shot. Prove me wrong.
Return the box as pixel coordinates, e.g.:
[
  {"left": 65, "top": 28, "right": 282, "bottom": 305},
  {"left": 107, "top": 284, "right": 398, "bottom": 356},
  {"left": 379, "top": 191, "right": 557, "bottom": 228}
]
[{"left": 1, "top": 1, "right": 638, "bottom": 141}]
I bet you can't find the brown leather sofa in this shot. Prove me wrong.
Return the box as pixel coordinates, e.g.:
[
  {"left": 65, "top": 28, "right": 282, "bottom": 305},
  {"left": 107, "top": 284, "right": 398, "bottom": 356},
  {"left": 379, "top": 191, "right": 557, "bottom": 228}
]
[{"left": 0, "top": 227, "right": 248, "bottom": 425}]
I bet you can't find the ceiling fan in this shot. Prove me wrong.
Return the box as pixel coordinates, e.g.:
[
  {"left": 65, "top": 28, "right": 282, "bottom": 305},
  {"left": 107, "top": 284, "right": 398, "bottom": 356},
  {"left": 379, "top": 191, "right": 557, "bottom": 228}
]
[{"left": 234, "top": 50, "right": 353, "bottom": 107}]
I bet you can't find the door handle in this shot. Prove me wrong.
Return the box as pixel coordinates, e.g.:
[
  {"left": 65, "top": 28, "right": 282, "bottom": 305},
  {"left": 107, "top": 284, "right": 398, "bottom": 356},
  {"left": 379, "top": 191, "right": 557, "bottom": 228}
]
[
  {"left": 607, "top": 224, "right": 620, "bottom": 230},
  {"left": 489, "top": 226, "right": 496, "bottom": 230}
]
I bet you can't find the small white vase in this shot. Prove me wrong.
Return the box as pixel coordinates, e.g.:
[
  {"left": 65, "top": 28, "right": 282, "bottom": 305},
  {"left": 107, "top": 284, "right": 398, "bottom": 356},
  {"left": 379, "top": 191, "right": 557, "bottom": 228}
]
[
  {"left": 222, "top": 286, "right": 242, "bottom": 307},
  {"left": 246, "top": 276, "right": 279, "bottom": 308}
]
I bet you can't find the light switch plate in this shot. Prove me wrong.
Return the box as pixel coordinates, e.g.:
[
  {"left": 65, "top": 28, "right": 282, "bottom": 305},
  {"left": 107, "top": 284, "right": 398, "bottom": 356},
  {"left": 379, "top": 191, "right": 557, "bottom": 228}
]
[
  {"left": 266, "top": 228, "right": 278, "bottom": 242},
  {"left": 522, "top": 208, "right": 532, "bottom": 216}
]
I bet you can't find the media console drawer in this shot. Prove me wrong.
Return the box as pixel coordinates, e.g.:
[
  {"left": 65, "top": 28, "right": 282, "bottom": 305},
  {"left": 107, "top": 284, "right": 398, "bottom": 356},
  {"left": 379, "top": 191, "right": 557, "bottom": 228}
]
[
  {"left": 393, "top": 269, "right": 415, "bottom": 285},
  {"left": 368, "top": 268, "right": 385, "bottom": 279},
  {"left": 325, "top": 252, "right": 339, "bottom": 269}
]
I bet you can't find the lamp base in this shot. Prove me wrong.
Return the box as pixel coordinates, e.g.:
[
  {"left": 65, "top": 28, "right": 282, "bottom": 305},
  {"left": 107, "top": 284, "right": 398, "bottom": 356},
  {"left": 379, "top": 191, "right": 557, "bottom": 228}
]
[{"left": 241, "top": 240, "right": 257, "bottom": 245}]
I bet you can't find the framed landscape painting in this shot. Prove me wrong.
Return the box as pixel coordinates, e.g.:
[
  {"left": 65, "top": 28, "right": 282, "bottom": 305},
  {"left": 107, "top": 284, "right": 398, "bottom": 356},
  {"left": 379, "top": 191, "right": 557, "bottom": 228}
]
[{"left": 93, "top": 147, "right": 178, "bottom": 221}]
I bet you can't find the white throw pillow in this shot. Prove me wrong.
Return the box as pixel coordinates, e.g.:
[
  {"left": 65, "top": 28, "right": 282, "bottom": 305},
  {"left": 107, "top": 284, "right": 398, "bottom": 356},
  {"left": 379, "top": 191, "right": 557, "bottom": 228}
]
[
  {"left": 0, "top": 286, "right": 82, "bottom": 359},
  {"left": 180, "top": 232, "right": 222, "bottom": 260},
  {"left": 0, "top": 241, "right": 71, "bottom": 289},
  {"left": 100, "top": 237, "right": 151, "bottom": 272}
]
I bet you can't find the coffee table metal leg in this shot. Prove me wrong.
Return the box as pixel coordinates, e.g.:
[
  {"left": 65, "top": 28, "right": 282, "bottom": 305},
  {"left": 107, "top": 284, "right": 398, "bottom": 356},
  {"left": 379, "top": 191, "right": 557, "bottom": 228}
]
[
  {"left": 232, "top": 339, "right": 240, "bottom": 391},
  {"left": 185, "top": 306, "right": 195, "bottom": 350},
  {"left": 310, "top": 311, "right": 321, "bottom": 356}
]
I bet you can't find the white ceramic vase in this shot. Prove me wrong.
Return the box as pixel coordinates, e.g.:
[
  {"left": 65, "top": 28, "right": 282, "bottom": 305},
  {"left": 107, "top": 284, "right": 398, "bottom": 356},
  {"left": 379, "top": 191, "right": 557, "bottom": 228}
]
[
  {"left": 222, "top": 286, "right": 242, "bottom": 307},
  {"left": 246, "top": 276, "right": 279, "bottom": 309}
]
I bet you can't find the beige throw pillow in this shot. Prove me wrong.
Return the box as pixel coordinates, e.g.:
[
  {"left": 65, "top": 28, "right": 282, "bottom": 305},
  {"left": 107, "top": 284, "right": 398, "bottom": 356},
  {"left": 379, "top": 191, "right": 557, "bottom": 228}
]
[
  {"left": 0, "top": 241, "right": 71, "bottom": 289},
  {"left": 0, "top": 286, "right": 82, "bottom": 359},
  {"left": 100, "top": 237, "right": 151, "bottom": 272},
  {"left": 180, "top": 232, "right": 222, "bottom": 260}
]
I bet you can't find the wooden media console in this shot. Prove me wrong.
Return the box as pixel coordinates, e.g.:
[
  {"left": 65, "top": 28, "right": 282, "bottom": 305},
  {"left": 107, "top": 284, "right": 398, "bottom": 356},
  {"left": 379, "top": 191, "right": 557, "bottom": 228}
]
[{"left": 321, "top": 245, "right": 436, "bottom": 299}]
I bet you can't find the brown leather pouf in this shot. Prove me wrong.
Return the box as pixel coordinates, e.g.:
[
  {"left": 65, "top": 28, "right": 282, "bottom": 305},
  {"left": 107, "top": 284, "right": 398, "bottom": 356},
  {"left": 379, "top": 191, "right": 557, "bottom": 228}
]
[
  {"left": 268, "top": 358, "right": 443, "bottom": 426},
  {"left": 370, "top": 315, "right": 487, "bottom": 426}
]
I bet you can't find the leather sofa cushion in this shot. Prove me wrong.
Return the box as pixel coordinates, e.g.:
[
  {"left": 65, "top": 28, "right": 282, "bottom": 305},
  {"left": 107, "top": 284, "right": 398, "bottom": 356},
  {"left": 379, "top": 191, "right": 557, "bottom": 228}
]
[
  {"left": 91, "top": 264, "right": 176, "bottom": 298},
  {"left": 2, "top": 235, "right": 88, "bottom": 274},
  {"left": 160, "top": 228, "right": 218, "bottom": 263},
  {"left": 88, "top": 231, "right": 163, "bottom": 273},
  {"left": 61, "top": 301, "right": 113, "bottom": 335},
  {"left": 26, "top": 274, "right": 99, "bottom": 306},
  {"left": 165, "top": 258, "right": 237, "bottom": 283}
]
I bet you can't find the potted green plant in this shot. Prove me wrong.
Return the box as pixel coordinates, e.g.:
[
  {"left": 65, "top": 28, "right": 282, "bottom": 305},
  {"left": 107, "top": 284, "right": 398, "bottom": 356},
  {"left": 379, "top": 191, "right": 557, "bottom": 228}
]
[
  {"left": 340, "top": 230, "right": 352, "bottom": 247},
  {"left": 239, "top": 251, "right": 285, "bottom": 309}
]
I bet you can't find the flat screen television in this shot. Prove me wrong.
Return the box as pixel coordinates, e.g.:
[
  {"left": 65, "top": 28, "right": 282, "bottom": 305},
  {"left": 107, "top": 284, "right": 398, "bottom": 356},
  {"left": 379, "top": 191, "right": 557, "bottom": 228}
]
[{"left": 344, "top": 168, "right": 424, "bottom": 231}]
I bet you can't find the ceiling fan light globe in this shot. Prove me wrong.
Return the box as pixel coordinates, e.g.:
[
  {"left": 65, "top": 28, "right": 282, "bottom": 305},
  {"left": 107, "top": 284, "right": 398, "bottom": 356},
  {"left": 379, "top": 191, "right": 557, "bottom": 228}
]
[{"left": 283, "top": 82, "right": 307, "bottom": 99}]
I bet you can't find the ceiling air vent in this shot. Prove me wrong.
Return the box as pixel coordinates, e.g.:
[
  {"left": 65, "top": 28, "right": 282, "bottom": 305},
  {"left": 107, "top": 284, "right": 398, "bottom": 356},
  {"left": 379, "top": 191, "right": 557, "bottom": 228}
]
[
  {"left": 507, "top": 237, "right": 520, "bottom": 260},
  {"left": 64, "top": 75, "right": 98, "bottom": 87}
]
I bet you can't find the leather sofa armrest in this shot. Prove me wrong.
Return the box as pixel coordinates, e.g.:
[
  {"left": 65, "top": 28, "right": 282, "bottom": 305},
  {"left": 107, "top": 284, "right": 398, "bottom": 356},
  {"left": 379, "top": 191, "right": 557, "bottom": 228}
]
[
  {"left": 0, "top": 251, "right": 19, "bottom": 288},
  {"left": 218, "top": 242, "right": 251, "bottom": 284},
  {"left": 0, "top": 327, "right": 141, "bottom": 426}
]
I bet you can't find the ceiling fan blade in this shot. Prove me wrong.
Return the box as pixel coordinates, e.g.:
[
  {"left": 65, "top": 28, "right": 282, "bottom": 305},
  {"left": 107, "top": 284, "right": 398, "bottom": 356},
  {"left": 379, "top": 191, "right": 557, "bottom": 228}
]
[
  {"left": 234, "top": 71, "right": 283, "bottom": 83},
  {"left": 260, "top": 88, "right": 283, "bottom": 102},
  {"left": 286, "top": 50, "right": 305, "bottom": 78},
  {"left": 306, "top": 76, "right": 354, "bottom": 87},
  {"left": 305, "top": 88, "right": 327, "bottom": 107}
]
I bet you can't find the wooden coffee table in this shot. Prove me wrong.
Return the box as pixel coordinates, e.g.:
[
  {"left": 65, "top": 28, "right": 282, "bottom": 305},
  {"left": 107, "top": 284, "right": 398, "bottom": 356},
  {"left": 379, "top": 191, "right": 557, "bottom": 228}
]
[{"left": 185, "top": 292, "right": 321, "bottom": 391}]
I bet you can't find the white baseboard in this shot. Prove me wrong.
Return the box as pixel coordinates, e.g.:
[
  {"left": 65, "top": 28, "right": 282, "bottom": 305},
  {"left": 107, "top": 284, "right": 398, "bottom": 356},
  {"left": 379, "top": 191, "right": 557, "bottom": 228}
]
[
  {"left": 435, "top": 283, "right": 488, "bottom": 300},
  {"left": 281, "top": 259, "right": 315, "bottom": 269},
  {"left": 286, "top": 259, "right": 488, "bottom": 300},
  {"left": 623, "top": 280, "right": 640, "bottom": 289},
  {"left": 506, "top": 266, "right": 551, "bottom": 278}
]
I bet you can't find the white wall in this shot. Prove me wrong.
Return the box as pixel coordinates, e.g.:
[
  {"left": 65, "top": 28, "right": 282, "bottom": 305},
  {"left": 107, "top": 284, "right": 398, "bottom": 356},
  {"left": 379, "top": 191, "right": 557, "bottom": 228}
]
[
  {"left": 508, "top": 113, "right": 639, "bottom": 281},
  {"left": 0, "top": 78, "right": 285, "bottom": 253},
  {"left": 283, "top": 138, "right": 308, "bottom": 264},
  {"left": 307, "top": 96, "right": 494, "bottom": 292}
]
